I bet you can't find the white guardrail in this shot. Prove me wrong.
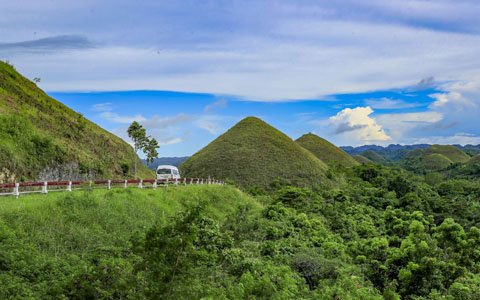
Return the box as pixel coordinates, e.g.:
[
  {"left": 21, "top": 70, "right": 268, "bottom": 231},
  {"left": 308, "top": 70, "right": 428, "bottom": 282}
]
[{"left": 0, "top": 178, "right": 224, "bottom": 198}]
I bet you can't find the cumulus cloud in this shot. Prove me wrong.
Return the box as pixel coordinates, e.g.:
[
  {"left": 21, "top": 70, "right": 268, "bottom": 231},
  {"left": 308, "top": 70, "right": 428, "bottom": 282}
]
[
  {"left": 329, "top": 107, "right": 391, "bottom": 144},
  {"left": 372, "top": 80, "right": 480, "bottom": 145}
]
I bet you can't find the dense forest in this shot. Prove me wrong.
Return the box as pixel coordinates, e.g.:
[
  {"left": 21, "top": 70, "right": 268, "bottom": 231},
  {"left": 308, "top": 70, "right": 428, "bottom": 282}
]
[{"left": 1, "top": 161, "right": 480, "bottom": 299}]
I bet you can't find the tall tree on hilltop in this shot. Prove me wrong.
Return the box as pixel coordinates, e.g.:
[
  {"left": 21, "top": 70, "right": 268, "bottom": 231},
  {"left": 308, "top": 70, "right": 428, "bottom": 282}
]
[{"left": 128, "top": 121, "right": 147, "bottom": 179}]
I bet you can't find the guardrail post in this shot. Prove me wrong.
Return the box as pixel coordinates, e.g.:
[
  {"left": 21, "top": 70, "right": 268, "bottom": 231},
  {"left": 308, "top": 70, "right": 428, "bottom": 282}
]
[
  {"left": 42, "top": 181, "right": 48, "bottom": 194},
  {"left": 196, "top": 178, "right": 199, "bottom": 186},
  {"left": 139, "top": 179, "right": 143, "bottom": 189},
  {"left": 13, "top": 183, "right": 20, "bottom": 198},
  {"left": 124, "top": 180, "right": 127, "bottom": 189},
  {"left": 153, "top": 180, "right": 157, "bottom": 190},
  {"left": 107, "top": 180, "right": 111, "bottom": 190},
  {"left": 165, "top": 179, "right": 169, "bottom": 192},
  {"left": 67, "top": 181, "right": 72, "bottom": 192},
  {"left": 184, "top": 178, "right": 186, "bottom": 186},
  {"left": 174, "top": 178, "right": 178, "bottom": 187},
  {"left": 190, "top": 178, "right": 193, "bottom": 185},
  {"left": 89, "top": 180, "right": 92, "bottom": 191}
]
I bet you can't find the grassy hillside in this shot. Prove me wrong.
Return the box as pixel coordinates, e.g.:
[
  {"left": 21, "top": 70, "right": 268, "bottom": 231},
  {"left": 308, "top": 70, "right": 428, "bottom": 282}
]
[
  {"left": 180, "top": 117, "right": 330, "bottom": 189},
  {"left": 423, "top": 144, "right": 470, "bottom": 163},
  {"left": 295, "top": 133, "right": 359, "bottom": 167},
  {"left": 0, "top": 61, "right": 153, "bottom": 181},
  {"left": 354, "top": 154, "right": 372, "bottom": 164},
  {"left": 402, "top": 145, "right": 472, "bottom": 173},
  {"left": 468, "top": 154, "right": 480, "bottom": 165},
  {"left": 419, "top": 153, "right": 454, "bottom": 171},
  {"left": 362, "top": 150, "right": 387, "bottom": 164}
]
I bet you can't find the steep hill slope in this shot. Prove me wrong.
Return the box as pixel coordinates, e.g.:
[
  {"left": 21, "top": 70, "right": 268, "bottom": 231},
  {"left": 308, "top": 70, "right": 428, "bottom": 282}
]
[
  {"left": 179, "top": 117, "right": 330, "bottom": 189},
  {"left": 295, "top": 133, "right": 358, "bottom": 167},
  {"left": 0, "top": 60, "right": 153, "bottom": 182}
]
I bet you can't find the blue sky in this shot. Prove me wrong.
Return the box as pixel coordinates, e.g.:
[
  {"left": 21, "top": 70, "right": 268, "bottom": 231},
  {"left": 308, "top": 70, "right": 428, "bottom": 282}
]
[{"left": 2, "top": 1, "right": 480, "bottom": 157}]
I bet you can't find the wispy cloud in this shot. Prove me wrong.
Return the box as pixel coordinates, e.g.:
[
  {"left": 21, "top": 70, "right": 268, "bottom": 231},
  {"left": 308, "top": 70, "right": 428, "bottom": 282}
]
[
  {"left": 204, "top": 98, "right": 227, "bottom": 112},
  {"left": 364, "top": 97, "right": 423, "bottom": 109},
  {"left": 100, "top": 111, "right": 146, "bottom": 124},
  {"left": 0, "top": 35, "right": 94, "bottom": 53},
  {"left": 91, "top": 102, "right": 113, "bottom": 112}
]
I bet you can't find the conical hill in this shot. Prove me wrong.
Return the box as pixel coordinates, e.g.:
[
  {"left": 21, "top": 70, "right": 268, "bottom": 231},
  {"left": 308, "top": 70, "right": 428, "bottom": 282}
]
[
  {"left": 179, "top": 117, "right": 330, "bottom": 189},
  {"left": 423, "top": 145, "right": 470, "bottom": 163},
  {"left": 295, "top": 133, "right": 358, "bottom": 167}
]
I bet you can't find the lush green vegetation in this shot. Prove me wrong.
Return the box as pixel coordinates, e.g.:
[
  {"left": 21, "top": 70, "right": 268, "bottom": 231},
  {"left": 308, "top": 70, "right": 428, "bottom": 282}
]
[
  {"left": 296, "top": 133, "right": 359, "bottom": 168},
  {"left": 2, "top": 162, "right": 480, "bottom": 299},
  {"left": 0, "top": 60, "right": 153, "bottom": 181},
  {"left": 180, "top": 117, "right": 330, "bottom": 189}
]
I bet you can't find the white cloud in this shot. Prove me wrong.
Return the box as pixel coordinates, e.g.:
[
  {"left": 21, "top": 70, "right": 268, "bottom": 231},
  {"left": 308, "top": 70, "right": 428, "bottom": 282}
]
[
  {"left": 328, "top": 107, "right": 391, "bottom": 144},
  {"left": 142, "top": 113, "right": 195, "bottom": 131},
  {"left": 413, "top": 133, "right": 480, "bottom": 146},
  {"left": 195, "top": 115, "right": 227, "bottom": 134},
  {"left": 364, "top": 97, "right": 423, "bottom": 109},
  {"left": 91, "top": 102, "right": 113, "bottom": 112},
  {"left": 204, "top": 98, "right": 227, "bottom": 112},
  {"left": 3, "top": 1, "right": 480, "bottom": 101},
  {"left": 99, "top": 111, "right": 146, "bottom": 124}
]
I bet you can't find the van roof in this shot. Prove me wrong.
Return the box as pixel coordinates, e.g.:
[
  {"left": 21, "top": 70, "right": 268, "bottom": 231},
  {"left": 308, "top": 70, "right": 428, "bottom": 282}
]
[{"left": 156, "top": 165, "right": 179, "bottom": 170}]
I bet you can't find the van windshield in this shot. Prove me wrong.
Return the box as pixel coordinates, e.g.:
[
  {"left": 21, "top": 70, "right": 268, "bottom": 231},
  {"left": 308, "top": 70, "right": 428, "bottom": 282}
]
[
  {"left": 157, "top": 169, "right": 172, "bottom": 175},
  {"left": 173, "top": 169, "right": 179, "bottom": 175}
]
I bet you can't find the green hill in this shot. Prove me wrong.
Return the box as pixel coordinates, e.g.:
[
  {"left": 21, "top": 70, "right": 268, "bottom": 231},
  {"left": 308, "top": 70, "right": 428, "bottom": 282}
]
[
  {"left": 419, "top": 153, "right": 454, "bottom": 171},
  {"left": 295, "top": 133, "right": 359, "bottom": 167},
  {"left": 353, "top": 154, "right": 372, "bottom": 164},
  {"left": 362, "top": 150, "right": 387, "bottom": 164},
  {"left": 423, "top": 145, "right": 470, "bottom": 164},
  {"left": 468, "top": 154, "right": 480, "bottom": 166},
  {"left": 0, "top": 60, "right": 153, "bottom": 182},
  {"left": 179, "top": 117, "right": 330, "bottom": 189}
]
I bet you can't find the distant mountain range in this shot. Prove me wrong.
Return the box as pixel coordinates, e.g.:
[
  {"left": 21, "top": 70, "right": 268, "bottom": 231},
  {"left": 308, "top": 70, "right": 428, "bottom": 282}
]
[{"left": 341, "top": 144, "right": 480, "bottom": 161}]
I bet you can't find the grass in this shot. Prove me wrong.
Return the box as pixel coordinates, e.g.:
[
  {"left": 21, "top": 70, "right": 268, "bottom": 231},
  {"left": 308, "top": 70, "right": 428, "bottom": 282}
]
[
  {"left": 179, "top": 116, "right": 330, "bottom": 189},
  {"left": 0, "top": 60, "right": 153, "bottom": 181},
  {"left": 295, "top": 133, "right": 359, "bottom": 167},
  {"left": 468, "top": 154, "right": 480, "bottom": 165},
  {"left": 419, "top": 153, "right": 454, "bottom": 171},
  {"left": 0, "top": 185, "right": 260, "bottom": 259},
  {"left": 423, "top": 145, "right": 470, "bottom": 163}
]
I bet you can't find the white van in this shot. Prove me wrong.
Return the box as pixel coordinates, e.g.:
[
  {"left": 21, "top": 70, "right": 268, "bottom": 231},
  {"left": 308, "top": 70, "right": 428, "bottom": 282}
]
[{"left": 156, "top": 165, "right": 181, "bottom": 180}]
